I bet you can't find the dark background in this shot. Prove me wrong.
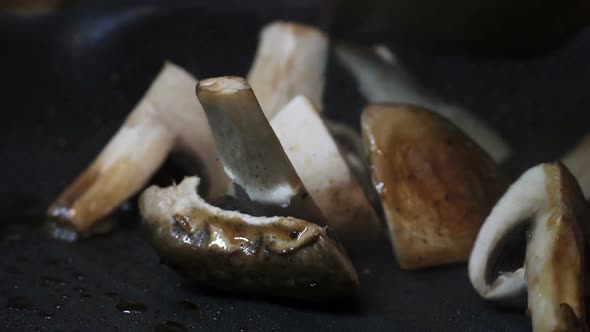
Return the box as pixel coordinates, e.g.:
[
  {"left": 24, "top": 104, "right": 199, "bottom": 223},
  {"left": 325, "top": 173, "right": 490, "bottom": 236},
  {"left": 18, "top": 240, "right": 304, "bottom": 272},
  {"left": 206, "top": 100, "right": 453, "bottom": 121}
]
[{"left": 1, "top": 0, "right": 589, "bottom": 331}]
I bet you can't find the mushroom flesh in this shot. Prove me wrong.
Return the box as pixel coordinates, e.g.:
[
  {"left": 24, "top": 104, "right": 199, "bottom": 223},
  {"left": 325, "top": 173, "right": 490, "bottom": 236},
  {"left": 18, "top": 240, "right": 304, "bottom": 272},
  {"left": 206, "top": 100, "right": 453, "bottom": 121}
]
[
  {"left": 469, "top": 162, "right": 588, "bottom": 331},
  {"left": 270, "top": 95, "right": 381, "bottom": 247},
  {"left": 46, "top": 62, "right": 227, "bottom": 239},
  {"left": 139, "top": 176, "right": 359, "bottom": 301},
  {"left": 362, "top": 103, "right": 507, "bottom": 269}
]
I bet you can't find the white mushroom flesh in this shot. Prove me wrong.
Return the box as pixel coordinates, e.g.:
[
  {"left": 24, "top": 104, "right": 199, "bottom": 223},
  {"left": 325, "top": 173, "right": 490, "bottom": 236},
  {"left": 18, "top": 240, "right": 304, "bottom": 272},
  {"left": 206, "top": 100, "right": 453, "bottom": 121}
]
[
  {"left": 271, "top": 95, "right": 381, "bottom": 247},
  {"left": 47, "top": 62, "right": 227, "bottom": 237},
  {"left": 247, "top": 21, "right": 328, "bottom": 118}
]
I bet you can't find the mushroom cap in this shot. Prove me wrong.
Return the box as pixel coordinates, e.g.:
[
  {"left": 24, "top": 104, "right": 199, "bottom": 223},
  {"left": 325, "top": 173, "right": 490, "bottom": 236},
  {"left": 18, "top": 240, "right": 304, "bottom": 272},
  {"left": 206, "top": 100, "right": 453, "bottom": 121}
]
[
  {"left": 362, "top": 103, "right": 507, "bottom": 270},
  {"left": 469, "top": 162, "right": 588, "bottom": 330},
  {"left": 271, "top": 96, "right": 381, "bottom": 248},
  {"left": 526, "top": 163, "right": 587, "bottom": 331},
  {"left": 139, "top": 176, "right": 359, "bottom": 301}
]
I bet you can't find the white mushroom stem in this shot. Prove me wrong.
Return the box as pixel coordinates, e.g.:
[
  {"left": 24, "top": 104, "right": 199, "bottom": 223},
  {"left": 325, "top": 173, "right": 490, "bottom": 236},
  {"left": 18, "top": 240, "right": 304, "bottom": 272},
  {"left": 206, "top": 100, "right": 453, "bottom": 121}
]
[
  {"left": 469, "top": 163, "right": 588, "bottom": 331},
  {"left": 270, "top": 96, "right": 381, "bottom": 246},
  {"left": 195, "top": 76, "right": 326, "bottom": 225},
  {"left": 47, "top": 62, "right": 228, "bottom": 236},
  {"left": 247, "top": 21, "right": 328, "bottom": 118},
  {"left": 563, "top": 133, "right": 590, "bottom": 199},
  {"left": 335, "top": 44, "right": 510, "bottom": 163}
]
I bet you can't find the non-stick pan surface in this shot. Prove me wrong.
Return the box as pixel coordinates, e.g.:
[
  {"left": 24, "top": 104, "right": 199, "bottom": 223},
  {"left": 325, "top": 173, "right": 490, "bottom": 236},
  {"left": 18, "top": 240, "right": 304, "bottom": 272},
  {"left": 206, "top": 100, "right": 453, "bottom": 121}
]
[{"left": 1, "top": 1, "right": 590, "bottom": 331}]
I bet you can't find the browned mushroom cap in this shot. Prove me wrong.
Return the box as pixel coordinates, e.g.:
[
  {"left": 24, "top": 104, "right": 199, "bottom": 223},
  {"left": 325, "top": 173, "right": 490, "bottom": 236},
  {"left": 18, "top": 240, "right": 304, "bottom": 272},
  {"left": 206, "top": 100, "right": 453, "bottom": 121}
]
[
  {"left": 469, "top": 162, "right": 588, "bottom": 331},
  {"left": 46, "top": 63, "right": 227, "bottom": 240},
  {"left": 247, "top": 21, "right": 328, "bottom": 118},
  {"left": 361, "top": 103, "right": 508, "bottom": 270},
  {"left": 139, "top": 176, "right": 359, "bottom": 301}
]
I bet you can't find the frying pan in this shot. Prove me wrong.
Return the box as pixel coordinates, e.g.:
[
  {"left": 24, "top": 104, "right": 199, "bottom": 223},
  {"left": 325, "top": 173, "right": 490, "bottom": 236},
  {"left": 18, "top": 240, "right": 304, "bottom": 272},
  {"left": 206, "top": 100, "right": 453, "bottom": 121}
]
[{"left": 2, "top": 1, "right": 590, "bottom": 331}]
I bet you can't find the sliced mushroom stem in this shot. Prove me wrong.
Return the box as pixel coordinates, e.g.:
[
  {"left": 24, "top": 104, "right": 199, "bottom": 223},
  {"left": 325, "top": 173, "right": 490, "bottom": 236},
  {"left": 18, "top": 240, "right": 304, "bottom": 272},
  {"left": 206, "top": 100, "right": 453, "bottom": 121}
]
[
  {"left": 47, "top": 62, "right": 228, "bottom": 238},
  {"left": 335, "top": 44, "right": 510, "bottom": 163},
  {"left": 270, "top": 96, "right": 381, "bottom": 247},
  {"left": 469, "top": 162, "right": 588, "bottom": 331},
  {"left": 563, "top": 133, "right": 590, "bottom": 199},
  {"left": 247, "top": 21, "right": 328, "bottom": 117},
  {"left": 195, "top": 76, "right": 326, "bottom": 225}
]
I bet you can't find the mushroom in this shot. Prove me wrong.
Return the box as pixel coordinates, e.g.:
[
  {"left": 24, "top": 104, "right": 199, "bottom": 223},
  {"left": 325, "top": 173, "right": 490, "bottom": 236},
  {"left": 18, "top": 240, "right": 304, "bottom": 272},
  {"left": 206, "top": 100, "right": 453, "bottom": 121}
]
[
  {"left": 336, "top": 44, "right": 511, "bottom": 163},
  {"left": 247, "top": 21, "right": 328, "bottom": 118},
  {"left": 563, "top": 133, "right": 590, "bottom": 199},
  {"left": 47, "top": 62, "right": 228, "bottom": 240},
  {"left": 469, "top": 162, "right": 588, "bottom": 331},
  {"left": 270, "top": 95, "right": 381, "bottom": 247},
  {"left": 139, "top": 176, "right": 359, "bottom": 301},
  {"left": 195, "top": 76, "right": 327, "bottom": 223},
  {"left": 361, "top": 103, "right": 507, "bottom": 270},
  {"left": 48, "top": 20, "right": 330, "bottom": 240}
]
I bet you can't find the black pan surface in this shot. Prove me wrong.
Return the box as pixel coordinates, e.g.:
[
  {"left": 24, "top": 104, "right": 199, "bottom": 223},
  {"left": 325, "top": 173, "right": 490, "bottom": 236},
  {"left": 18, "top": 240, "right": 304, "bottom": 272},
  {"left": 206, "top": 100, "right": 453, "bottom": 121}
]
[{"left": 2, "top": 1, "right": 590, "bottom": 331}]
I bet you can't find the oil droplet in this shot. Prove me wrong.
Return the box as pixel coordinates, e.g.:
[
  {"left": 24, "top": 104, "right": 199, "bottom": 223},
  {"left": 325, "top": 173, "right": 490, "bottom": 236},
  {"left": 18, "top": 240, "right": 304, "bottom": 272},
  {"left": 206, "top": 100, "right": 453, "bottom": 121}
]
[
  {"left": 375, "top": 182, "right": 385, "bottom": 194},
  {"left": 178, "top": 300, "right": 199, "bottom": 311},
  {"left": 7, "top": 296, "right": 32, "bottom": 310},
  {"left": 116, "top": 298, "right": 146, "bottom": 314},
  {"left": 39, "top": 312, "right": 54, "bottom": 319},
  {"left": 155, "top": 320, "right": 188, "bottom": 332},
  {"left": 41, "top": 276, "right": 67, "bottom": 288}
]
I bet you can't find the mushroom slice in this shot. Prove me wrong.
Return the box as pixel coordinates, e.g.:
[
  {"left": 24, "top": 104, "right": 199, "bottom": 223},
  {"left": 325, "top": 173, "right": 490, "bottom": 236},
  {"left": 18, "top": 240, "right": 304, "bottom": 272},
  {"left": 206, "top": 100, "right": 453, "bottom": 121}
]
[
  {"left": 47, "top": 62, "right": 227, "bottom": 239},
  {"left": 469, "top": 162, "right": 588, "bottom": 331},
  {"left": 563, "top": 133, "right": 590, "bottom": 199},
  {"left": 270, "top": 96, "right": 381, "bottom": 247},
  {"left": 336, "top": 44, "right": 510, "bottom": 163},
  {"left": 195, "top": 76, "right": 326, "bottom": 224},
  {"left": 362, "top": 104, "right": 507, "bottom": 270},
  {"left": 139, "top": 176, "right": 359, "bottom": 301},
  {"left": 247, "top": 21, "right": 328, "bottom": 118}
]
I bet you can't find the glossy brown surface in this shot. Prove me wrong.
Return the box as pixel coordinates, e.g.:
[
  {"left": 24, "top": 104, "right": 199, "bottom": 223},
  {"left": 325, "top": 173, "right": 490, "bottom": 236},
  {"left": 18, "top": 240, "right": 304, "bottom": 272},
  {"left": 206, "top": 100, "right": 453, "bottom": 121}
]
[
  {"left": 526, "top": 163, "right": 588, "bottom": 331},
  {"left": 362, "top": 104, "right": 508, "bottom": 270},
  {"left": 139, "top": 177, "right": 359, "bottom": 302}
]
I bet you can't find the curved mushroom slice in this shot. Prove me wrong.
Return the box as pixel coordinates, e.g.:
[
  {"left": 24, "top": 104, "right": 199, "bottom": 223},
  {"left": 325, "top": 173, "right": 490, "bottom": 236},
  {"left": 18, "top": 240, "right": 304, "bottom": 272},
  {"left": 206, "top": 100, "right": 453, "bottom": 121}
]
[
  {"left": 139, "top": 176, "right": 359, "bottom": 301},
  {"left": 247, "top": 21, "right": 328, "bottom": 118},
  {"left": 270, "top": 96, "right": 381, "bottom": 247},
  {"left": 563, "top": 133, "right": 590, "bottom": 199},
  {"left": 362, "top": 104, "right": 507, "bottom": 270},
  {"left": 47, "top": 62, "right": 228, "bottom": 239},
  {"left": 469, "top": 162, "right": 588, "bottom": 331},
  {"left": 195, "top": 76, "right": 326, "bottom": 224},
  {"left": 336, "top": 44, "right": 510, "bottom": 163}
]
